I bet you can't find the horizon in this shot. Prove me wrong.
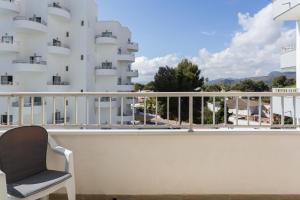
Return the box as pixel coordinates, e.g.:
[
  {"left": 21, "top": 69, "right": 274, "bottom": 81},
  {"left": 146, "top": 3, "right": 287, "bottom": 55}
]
[{"left": 99, "top": 0, "right": 296, "bottom": 84}]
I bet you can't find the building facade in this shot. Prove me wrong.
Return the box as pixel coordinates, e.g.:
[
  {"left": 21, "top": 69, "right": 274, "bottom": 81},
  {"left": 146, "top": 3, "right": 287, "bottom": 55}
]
[
  {"left": 0, "top": 0, "right": 138, "bottom": 125},
  {"left": 272, "top": 0, "right": 300, "bottom": 123}
]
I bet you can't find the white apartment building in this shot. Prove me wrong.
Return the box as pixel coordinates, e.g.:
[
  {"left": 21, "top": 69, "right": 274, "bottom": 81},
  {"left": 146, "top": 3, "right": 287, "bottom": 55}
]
[
  {"left": 0, "top": 0, "right": 139, "bottom": 125},
  {"left": 272, "top": 0, "right": 300, "bottom": 123}
]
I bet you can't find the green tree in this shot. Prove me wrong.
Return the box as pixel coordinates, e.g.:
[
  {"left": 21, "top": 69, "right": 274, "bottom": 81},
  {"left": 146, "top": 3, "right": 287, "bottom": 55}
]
[
  {"left": 272, "top": 76, "right": 295, "bottom": 88},
  {"left": 153, "top": 59, "right": 205, "bottom": 123},
  {"left": 205, "top": 84, "right": 222, "bottom": 92},
  {"left": 232, "top": 79, "right": 269, "bottom": 92},
  {"left": 134, "top": 83, "right": 144, "bottom": 91}
]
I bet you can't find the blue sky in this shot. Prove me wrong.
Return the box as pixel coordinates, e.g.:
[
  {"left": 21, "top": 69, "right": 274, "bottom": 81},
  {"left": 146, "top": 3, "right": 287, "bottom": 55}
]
[
  {"left": 98, "top": 0, "right": 271, "bottom": 57},
  {"left": 97, "top": 0, "right": 296, "bottom": 83}
]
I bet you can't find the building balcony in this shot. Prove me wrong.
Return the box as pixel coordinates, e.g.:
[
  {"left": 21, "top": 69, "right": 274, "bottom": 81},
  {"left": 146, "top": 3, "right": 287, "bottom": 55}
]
[
  {"left": 127, "top": 42, "right": 139, "bottom": 52},
  {"left": 273, "top": 0, "right": 300, "bottom": 20},
  {"left": 117, "top": 83, "right": 134, "bottom": 91},
  {"left": 0, "top": 41, "right": 19, "bottom": 54},
  {"left": 117, "top": 53, "right": 135, "bottom": 62},
  {"left": 0, "top": 0, "right": 19, "bottom": 14},
  {"left": 12, "top": 100, "right": 42, "bottom": 115},
  {"left": 280, "top": 45, "right": 296, "bottom": 71},
  {"left": 13, "top": 16, "right": 48, "bottom": 34},
  {"left": 13, "top": 59, "right": 47, "bottom": 73},
  {"left": 95, "top": 66, "right": 117, "bottom": 76},
  {"left": 95, "top": 35, "right": 117, "bottom": 45},
  {"left": 48, "top": 43, "right": 71, "bottom": 56},
  {"left": 48, "top": 3, "right": 71, "bottom": 21},
  {"left": 0, "top": 83, "right": 16, "bottom": 92},
  {"left": 94, "top": 97, "right": 118, "bottom": 109},
  {"left": 126, "top": 70, "right": 138, "bottom": 77},
  {"left": 47, "top": 82, "right": 70, "bottom": 92}
]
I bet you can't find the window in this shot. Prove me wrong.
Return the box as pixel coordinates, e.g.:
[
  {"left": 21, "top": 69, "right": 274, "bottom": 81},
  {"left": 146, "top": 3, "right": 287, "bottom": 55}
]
[
  {"left": 81, "top": 20, "right": 84, "bottom": 26},
  {"left": 81, "top": 55, "right": 84, "bottom": 60},
  {"left": 1, "top": 115, "right": 12, "bottom": 125},
  {"left": 66, "top": 66, "right": 69, "bottom": 72},
  {"left": 53, "top": 76, "right": 61, "bottom": 85},
  {"left": 66, "top": 100, "right": 69, "bottom": 106},
  {"left": 1, "top": 75, "right": 13, "bottom": 85},
  {"left": 66, "top": 32, "right": 69, "bottom": 37}
]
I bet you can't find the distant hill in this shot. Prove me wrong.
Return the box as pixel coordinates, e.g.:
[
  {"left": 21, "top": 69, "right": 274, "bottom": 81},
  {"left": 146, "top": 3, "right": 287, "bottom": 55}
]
[{"left": 208, "top": 71, "right": 296, "bottom": 85}]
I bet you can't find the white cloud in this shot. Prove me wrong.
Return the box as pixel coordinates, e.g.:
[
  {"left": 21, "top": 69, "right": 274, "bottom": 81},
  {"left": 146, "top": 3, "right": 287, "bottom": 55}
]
[
  {"left": 201, "top": 31, "right": 216, "bottom": 36},
  {"left": 132, "top": 4, "right": 295, "bottom": 84}
]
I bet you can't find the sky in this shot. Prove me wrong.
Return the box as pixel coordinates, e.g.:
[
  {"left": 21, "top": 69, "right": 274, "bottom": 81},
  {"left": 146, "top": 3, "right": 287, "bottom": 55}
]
[{"left": 98, "top": 0, "right": 296, "bottom": 83}]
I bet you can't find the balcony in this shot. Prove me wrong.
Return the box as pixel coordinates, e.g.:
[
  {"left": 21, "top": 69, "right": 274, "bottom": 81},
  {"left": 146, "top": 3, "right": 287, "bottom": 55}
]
[
  {"left": 1, "top": 92, "right": 300, "bottom": 198},
  {"left": 0, "top": 0, "right": 19, "bottom": 14},
  {"left": 48, "top": 2, "right": 71, "bottom": 21},
  {"left": 12, "top": 99, "right": 43, "bottom": 116},
  {"left": 280, "top": 44, "right": 296, "bottom": 71},
  {"left": 47, "top": 81, "right": 70, "bottom": 92},
  {"left": 273, "top": 0, "right": 300, "bottom": 20},
  {"left": 13, "top": 56, "right": 47, "bottom": 73},
  {"left": 95, "top": 35, "right": 118, "bottom": 45},
  {"left": 0, "top": 40, "right": 19, "bottom": 54},
  {"left": 126, "top": 70, "right": 138, "bottom": 77},
  {"left": 94, "top": 97, "right": 118, "bottom": 109},
  {"left": 0, "top": 81, "right": 15, "bottom": 92},
  {"left": 95, "top": 66, "right": 117, "bottom": 76},
  {"left": 48, "top": 41, "right": 71, "bottom": 56},
  {"left": 117, "top": 83, "right": 134, "bottom": 91},
  {"left": 13, "top": 16, "right": 48, "bottom": 33},
  {"left": 117, "top": 53, "right": 135, "bottom": 62},
  {"left": 127, "top": 42, "right": 139, "bottom": 52}
]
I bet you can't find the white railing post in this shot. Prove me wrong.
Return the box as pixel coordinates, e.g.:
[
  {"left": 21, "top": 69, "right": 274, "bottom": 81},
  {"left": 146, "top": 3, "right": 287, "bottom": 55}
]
[
  {"left": 189, "top": 96, "right": 193, "bottom": 132},
  {"left": 19, "top": 96, "right": 24, "bottom": 126}
]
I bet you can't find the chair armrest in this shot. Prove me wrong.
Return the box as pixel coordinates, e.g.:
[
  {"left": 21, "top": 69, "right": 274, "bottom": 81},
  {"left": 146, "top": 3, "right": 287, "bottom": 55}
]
[
  {"left": 0, "top": 170, "right": 7, "bottom": 200},
  {"left": 48, "top": 136, "right": 75, "bottom": 176}
]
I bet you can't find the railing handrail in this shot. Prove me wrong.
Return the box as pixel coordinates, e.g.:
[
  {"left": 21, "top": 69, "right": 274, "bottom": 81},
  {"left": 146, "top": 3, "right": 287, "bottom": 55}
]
[
  {"left": 48, "top": 3, "right": 71, "bottom": 13},
  {"left": 95, "top": 66, "right": 117, "bottom": 70},
  {"left": 95, "top": 35, "right": 117, "bottom": 39},
  {"left": 281, "top": 44, "right": 296, "bottom": 54},
  {"left": 12, "top": 60, "right": 47, "bottom": 65},
  {"left": 47, "top": 81, "right": 70, "bottom": 86},
  {"left": 48, "top": 42, "right": 70, "bottom": 49},
  {"left": 1, "top": 91, "right": 300, "bottom": 129},
  {"left": 13, "top": 16, "right": 47, "bottom": 26},
  {"left": 1, "top": 91, "right": 300, "bottom": 97}
]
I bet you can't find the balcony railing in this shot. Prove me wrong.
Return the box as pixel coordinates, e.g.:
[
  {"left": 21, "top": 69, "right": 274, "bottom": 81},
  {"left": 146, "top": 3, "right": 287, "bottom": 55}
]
[
  {"left": 95, "top": 66, "right": 116, "bottom": 70},
  {"left": 13, "top": 16, "right": 47, "bottom": 26},
  {"left": 48, "top": 2, "right": 70, "bottom": 13},
  {"left": 48, "top": 42, "right": 69, "bottom": 49},
  {"left": 95, "top": 34, "right": 117, "bottom": 39},
  {"left": 0, "top": 92, "right": 299, "bottom": 129},
  {"left": 273, "top": 88, "right": 298, "bottom": 93},
  {"left": 281, "top": 44, "right": 296, "bottom": 54},
  {"left": 47, "top": 81, "right": 70, "bottom": 86},
  {"left": 13, "top": 60, "right": 47, "bottom": 65}
]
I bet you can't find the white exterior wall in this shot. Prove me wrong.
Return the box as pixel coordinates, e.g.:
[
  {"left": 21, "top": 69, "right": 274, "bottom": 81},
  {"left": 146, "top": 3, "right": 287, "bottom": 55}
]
[
  {"left": 0, "top": 0, "right": 138, "bottom": 125},
  {"left": 45, "top": 129, "right": 300, "bottom": 195}
]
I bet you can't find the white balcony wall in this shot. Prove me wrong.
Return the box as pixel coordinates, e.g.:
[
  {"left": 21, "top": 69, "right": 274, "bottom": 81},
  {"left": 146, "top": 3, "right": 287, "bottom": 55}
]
[{"left": 47, "top": 130, "right": 300, "bottom": 195}]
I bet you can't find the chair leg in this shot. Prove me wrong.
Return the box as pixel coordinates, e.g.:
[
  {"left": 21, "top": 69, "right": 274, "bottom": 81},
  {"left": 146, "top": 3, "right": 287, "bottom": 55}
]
[{"left": 66, "top": 178, "right": 76, "bottom": 200}]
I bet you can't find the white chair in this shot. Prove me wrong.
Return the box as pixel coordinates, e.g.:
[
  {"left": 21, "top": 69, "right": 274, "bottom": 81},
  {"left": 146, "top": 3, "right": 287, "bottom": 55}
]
[{"left": 0, "top": 126, "right": 75, "bottom": 200}]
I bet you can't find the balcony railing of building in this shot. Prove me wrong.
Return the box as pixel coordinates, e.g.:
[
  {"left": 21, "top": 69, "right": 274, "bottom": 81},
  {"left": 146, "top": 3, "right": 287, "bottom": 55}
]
[
  {"left": 0, "top": 92, "right": 299, "bottom": 129},
  {"left": 95, "top": 32, "right": 117, "bottom": 39},
  {"left": 48, "top": 2, "right": 70, "bottom": 13},
  {"left": 281, "top": 44, "right": 296, "bottom": 54},
  {"left": 48, "top": 38, "right": 69, "bottom": 49},
  {"left": 273, "top": 88, "right": 298, "bottom": 93},
  {"left": 13, "top": 16, "right": 47, "bottom": 26}
]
